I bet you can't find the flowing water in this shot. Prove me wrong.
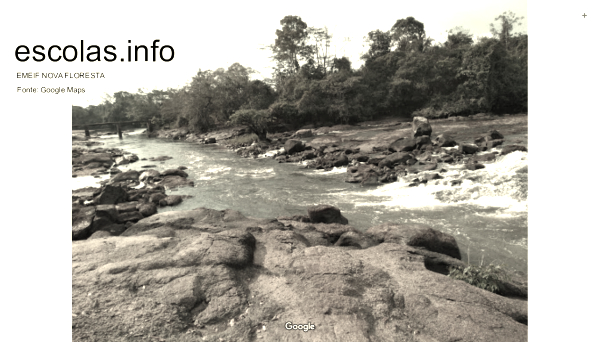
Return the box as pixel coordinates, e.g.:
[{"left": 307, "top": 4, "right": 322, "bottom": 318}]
[{"left": 73, "top": 129, "right": 528, "bottom": 276}]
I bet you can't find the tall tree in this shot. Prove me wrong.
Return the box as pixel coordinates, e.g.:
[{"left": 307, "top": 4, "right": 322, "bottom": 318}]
[
  {"left": 390, "top": 17, "right": 426, "bottom": 52},
  {"left": 444, "top": 26, "right": 474, "bottom": 50},
  {"left": 489, "top": 11, "right": 524, "bottom": 49},
  {"left": 307, "top": 26, "right": 333, "bottom": 76},
  {"left": 361, "top": 30, "right": 392, "bottom": 61},
  {"left": 271, "top": 16, "right": 311, "bottom": 75}
]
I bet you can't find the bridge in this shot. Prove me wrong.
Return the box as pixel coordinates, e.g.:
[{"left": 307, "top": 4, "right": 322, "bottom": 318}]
[{"left": 72, "top": 120, "right": 154, "bottom": 139}]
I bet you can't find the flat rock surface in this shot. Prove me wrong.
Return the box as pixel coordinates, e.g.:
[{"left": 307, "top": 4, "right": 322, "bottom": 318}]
[{"left": 73, "top": 208, "right": 527, "bottom": 342}]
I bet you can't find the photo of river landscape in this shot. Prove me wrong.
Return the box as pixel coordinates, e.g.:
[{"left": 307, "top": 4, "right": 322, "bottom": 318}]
[
  {"left": 70, "top": 4, "right": 531, "bottom": 341},
  {"left": 73, "top": 118, "right": 528, "bottom": 276},
  {"left": 72, "top": 113, "right": 529, "bottom": 341}
]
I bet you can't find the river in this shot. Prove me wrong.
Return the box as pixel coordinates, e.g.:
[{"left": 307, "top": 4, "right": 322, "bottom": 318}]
[{"left": 73, "top": 129, "right": 528, "bottom": 276}]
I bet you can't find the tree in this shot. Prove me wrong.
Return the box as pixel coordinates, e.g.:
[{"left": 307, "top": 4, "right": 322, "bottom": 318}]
[
  {"left": 212, "top": 63, "right": 254, "bottom": 122},
  {"left": 229, "top": 109, "right": 273, "bottom": 140},
  {"left": 72, "top": 105, "right": 101, "bottom": 125},
  {"left": 160, "top": 88, "right": 187, "bottom": 127},
  {"left": 243, "top": 80, "right": 277, "bottom": 110},
  {"left": 182, "top": 70, "right": 217, "bottom": 131},
  {"left": 307, "top": 26, "right": 333, "bottom": 76},
  {"left": 271, "top": 16, "right": 311, "bottom": 75},
  {"left": 391, "top": 17, "right": 426, "bottom": 52},
  {"left": 362, "top": 30, "right": 392, "bottom": 61},
  {"left": 299, "top": 58, "right": 325, "bottom": 80},
  {"left": 331, "top": 57, "right": 352, "bottom": 73},
  {"left": 106, "top": 91, "right": 134, "bottom": 122},
  {"left": 444, "top": 26, "right": 474, "bottom": 50},
  {"left": 489, "top": 11, "right": 524, "bottom": 49},
  {"left": 296, "top": 71, "right": 370, "bottom": 125}
]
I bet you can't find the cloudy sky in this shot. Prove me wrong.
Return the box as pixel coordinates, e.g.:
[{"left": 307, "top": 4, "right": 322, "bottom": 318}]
[{"left": 5, "top": 0, "right": 527, "bottom": 107}]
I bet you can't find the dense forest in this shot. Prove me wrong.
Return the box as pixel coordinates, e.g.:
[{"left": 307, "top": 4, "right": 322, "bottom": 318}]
[{"left": 72, "top": 11, "right": 527, "bottom": 135}]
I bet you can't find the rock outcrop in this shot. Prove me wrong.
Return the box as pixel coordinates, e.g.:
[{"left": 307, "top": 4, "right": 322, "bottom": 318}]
[
  {"left": 412, "top": 116, "right": 433, "bottom": 137},
  {"left": 72, "top": 208, "right": 528, "bottom": 342},
  {"left": 307, "top": 204, "right": 349, "bottom": 225},
  {"left": 72, "top": 162, "right": 194, "bottom": 240}
]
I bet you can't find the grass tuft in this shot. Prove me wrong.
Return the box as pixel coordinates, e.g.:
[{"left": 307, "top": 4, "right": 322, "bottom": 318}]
[{"left": 448, "top": 263, "right": 509, "bottom": 294}]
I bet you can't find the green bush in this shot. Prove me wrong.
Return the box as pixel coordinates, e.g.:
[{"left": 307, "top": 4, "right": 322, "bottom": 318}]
[
  {"left": 448, "top": 263, "right": 508, "bottom": 294},
  {"left": 228, "top": 109, "right": 273, "bottom": 140}
]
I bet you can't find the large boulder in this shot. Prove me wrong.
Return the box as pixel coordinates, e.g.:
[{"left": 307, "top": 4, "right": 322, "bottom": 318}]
[
  {"left": 459, "top": 143, "right": 479, "bottom": 155},
  {"left": 378, "top": 152, "right": 414, "bottom": 168},
  {"left": 334, "top": 230, "right": 378, "bottom": 249},
  {"left": 139, "top": 203, "right": 157, "bottom": 217},
  {"left": 482, "top": 139, "right": 505, "bottom": 150},
  {"left": 72, "top": 206, "right": 95, "bottom": 240},
  {"left": 307, "top": 205, "right": 348, "bottom": 225},
  {"left": 94, "top": 204, "right": 118, "bottom": 222},
  {"left": 412, "top": 116, "right": 432, "bottom": 137},
  {"left": 139, "top": 169, "right": 161, "bottom": 182},
  {"left": 366, "top": 222, "right": 461, "bottom": 260},
  {"left": 94, "top": 185, "right": 129, "bottom": 205},
  {"left": 414, "top": 135, "right": 432, "bottom": 148},
  {"left": 501, "top": 145, "right": 528, "bottom": 155},
  {"left": 345, "top": 164, "right": 380, "bottom": 183},
  {"left": 149, "top": 193, "right": 168, "bottom": 204},
  {"left": 389, "top": 137, "right": 417, "bottom": 152},
  {"left": 475, "top": 130, "right": 504, "bottom": 146},
  {"left": 293, "top": 129, "right": 313, "bottom": 138},
  {"left": 284, "top": 139, "right": 305, "bottom": 154},
  {"left": 434, "top": 133, "right": 457, "bottom": 147},
  {"left": 115, "top": 201, "right": 138, "bottom": 213},
  {"left": 158, "top": 176, "right": 194, "bottom": 189},
  {"left": 160, "top": 169, "right": 189, "bottom": 178},
  {"left": 115, "top": 154, "right": 139, "bottom": 165},
  {"left": 332, "top": 154, "right": 349, "bottom": 167},
  {"left": 366, "top": 155, "right": 386, "bottom": 165},
  {"left": 159, "top": 195, "right": 183, "bottom": 207},
  {"left": 109, "top": 170, "right": 141, "bottom": 184},
  {"left": 118, "top": 211, "right": 144, "bottom": 223}
]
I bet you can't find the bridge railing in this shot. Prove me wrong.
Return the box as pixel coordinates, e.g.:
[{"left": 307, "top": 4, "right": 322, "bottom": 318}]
[{"left": 72, "top": 121, "right": 154, "bottom": 139}]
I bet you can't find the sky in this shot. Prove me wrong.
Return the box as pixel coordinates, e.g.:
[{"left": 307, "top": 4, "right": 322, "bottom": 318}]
[{"left": 6, "top": 0, "right": 527, "bottom": 107}]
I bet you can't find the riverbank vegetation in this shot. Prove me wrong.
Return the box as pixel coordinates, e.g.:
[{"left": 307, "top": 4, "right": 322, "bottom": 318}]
[{"left": 72, "top": 11, "right": 527, "bottom": 133}]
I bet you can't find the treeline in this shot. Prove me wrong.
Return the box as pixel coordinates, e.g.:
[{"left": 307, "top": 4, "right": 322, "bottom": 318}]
[{"left": 72, "top": 11, "right": 527, "bottom": 136}]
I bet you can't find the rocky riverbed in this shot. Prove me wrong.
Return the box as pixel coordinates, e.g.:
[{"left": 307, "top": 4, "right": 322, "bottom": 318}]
[
  {"left": 228, "top": 114, "right": 528, "bottom": 189},
  {"left": 72, "top": 145, "right": 195, "bottom": 240},
  {"left": 72, "top": 115, "right": 528, "bottom": 341}
]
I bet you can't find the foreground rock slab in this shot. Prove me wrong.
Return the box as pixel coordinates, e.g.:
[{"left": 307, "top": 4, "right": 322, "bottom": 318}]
[{"left": 73, "top": 208, "right": 527, "bottom": 342}]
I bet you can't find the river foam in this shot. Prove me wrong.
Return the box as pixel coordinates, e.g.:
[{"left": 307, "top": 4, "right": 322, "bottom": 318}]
[{"left": 348, "top": 151, "right": 528, "bottom": 212}]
